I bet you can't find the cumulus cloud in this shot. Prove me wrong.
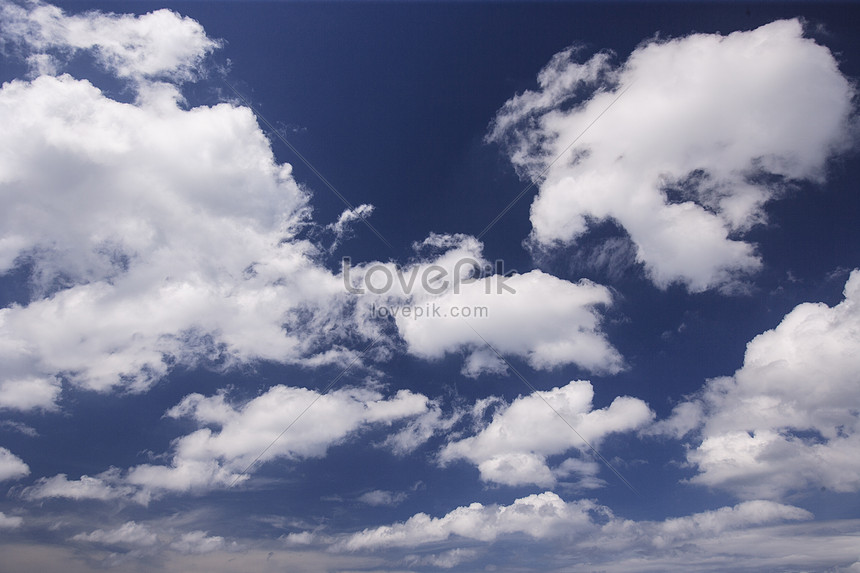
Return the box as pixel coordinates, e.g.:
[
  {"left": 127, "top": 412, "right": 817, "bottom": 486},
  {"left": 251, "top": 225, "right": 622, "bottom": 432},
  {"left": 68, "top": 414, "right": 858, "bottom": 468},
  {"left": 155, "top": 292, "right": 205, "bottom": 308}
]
[
  {"left": 489, "top": 19, "right": 855, "bottom": 291},
  {"left": 0, "top": 376, "right": 60, "bottom": 412},
  {"left": 660, "top": 270, "right": 860, "bottom": 499},
  {"left": 328, "top": 492, "right": 813, "bottom": 568},
  {"left": 348, "top": 233, "right": 625, "bottom": 376},
  {"left": 125, "top": 384, "right": 431, "bottom": 494},
  {"left": 169, "top": 530, "right": 225, "bottom": 554},
  {"left": 0, "top": 511, "right": 23, "bottom": 529},
  {"left": 0, "top": 1, "right": 218, "bottom": 81},
  {"left": 25, "top": 384, "right": 435, "bottom": 501},
  {"left": 340, "top": 491, "right": 601, "bottom": 550},
  {"left": 71, "top": 521, "right": 158, "bottom": 547},
  {"left": 0, "top": 5, "right": 373, "bottom": 409},
  {"left": 440, "top": 380, "right": 653, "bottom": 487},
  {"left": 22, "top": 469, "right": 143, "bottom": 503},
  {"left": 298, "top": 492, "right": 844, "bottom": 572},
  {"left": 0, "top": 447, "right": 29, "bottom": 481}
]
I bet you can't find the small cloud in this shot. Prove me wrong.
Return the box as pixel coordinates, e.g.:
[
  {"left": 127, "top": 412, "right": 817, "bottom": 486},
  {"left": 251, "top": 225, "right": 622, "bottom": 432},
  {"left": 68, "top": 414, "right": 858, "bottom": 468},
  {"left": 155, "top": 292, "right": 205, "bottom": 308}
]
[
  {"left": 357, "top": 490, "right": 408, "bottom": 507},
  {"left": 0, "top": 512, "right": 23, "bottom": 529},
  {"left": 169, "top": 530, "right": 225, "bottom": 554},
  {"left": 71, "top": 521, "right": 158, "bottom": 548},
  {"left": 0, "top": 447, "right": 30, "bottom": 482}
]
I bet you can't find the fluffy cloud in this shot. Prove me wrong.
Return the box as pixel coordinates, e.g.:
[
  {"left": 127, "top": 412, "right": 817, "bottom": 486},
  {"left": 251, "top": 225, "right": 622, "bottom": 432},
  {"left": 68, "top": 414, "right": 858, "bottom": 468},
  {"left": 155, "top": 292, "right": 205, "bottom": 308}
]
[
  {"left": 440, "top": 380, "right": 653, "bottom": 486},
  {"left": 489, "top": 20, "right": 855, "bottom": 291},
  {"left": 348, "top": 234, "right": 625, "bottom": 376},
  {"left": 71, "top": 521, "right": 158, "bottom": 547},
  {"left": 0, "top": 1, "right": 218, "bottom": 81},
  {"left": 304, "top": 492, "right": 852, "bottom": 572},
  {"left": 645, "top": 499, "right": 812, "bottom": 548},
  {"left": 5, "top": 515, "right": 860, "bottom": 573},
  {"left": 0, "top": 447, "right": 29, "bottom": 481},
  {"left": 0, "top": 5, "right": 370, "bottom": 409},
  {"left": 659, "top": 270, "right": 860, "bottom": 499},
  {"left": 22, "top": 469, "right": 143, "bottom": 503},
  {"left": 169, "top": 531, "right": 225, "bottom": 555},
  {"left": 25, "top": 384, "right": 434, "bottom": 501},
  {"left": 70, "top": 521, "right": 227, "bottom": 557},
  {"left": 340, "top": 491, "right": 601, "bottom": 550},
  {"left": 0, "top": 376, "right": 60, "bottom": 412},
  {"left": 329, "top": 492, "right": 815, "bottom": 568},
  {"left": 125, "top": 385, "right": 431, "bottom": 494},
  {"left": 0, "top": 511, "right": 23, "bottom": 529}
]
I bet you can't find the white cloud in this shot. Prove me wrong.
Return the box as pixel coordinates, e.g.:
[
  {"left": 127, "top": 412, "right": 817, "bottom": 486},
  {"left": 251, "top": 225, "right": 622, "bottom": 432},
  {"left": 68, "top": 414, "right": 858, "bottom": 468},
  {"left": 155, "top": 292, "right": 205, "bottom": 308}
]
[
  {"left": 69, "top": 521, "right": 229, "bottom": 557},
  {"left": 0, "top": 1, "right": 218, "bottom": 81},
  {"left": 328, "top": 204, "right": 375, "bottom": 251},
  {"left": 661, "top": 270, "right": 860, "bottom": 499},
  {"left": 340, "top": 491, "right": 600, "bottom": 550},
  {"left": 404, "top": 548, "right": 479, "bottom": 569},
  {"left": 4, "top": 495, "right": 857, "bottom": 572},
  {"left": 357, "top": 490, "right": 408, "bottom": 507},
  {"left": 0, "top": 376, "right": 60, "bottom": 412},
  {"left": 313, "top": 492, "right": 845, "bottom": 572},
  {"left": 0, "top": 447, "right": 29, "bottom": 481},
  {"left": 125, "top": 385, "right": 431, "bottom": 494},
  {"left": 440, "top": 380, "right": 653, "bottom": 486},
  {"left": 0, "top": 19, "right": 366, "bottom": 407},
  {"left": 489, "top": 19, "right": 855, "bottom": 291},
  {"left": 0, "top": 420, "right": 38, "bottom": 437},
  {"left": 647, "top": 499, "right": 812, "bottom": 548},
  {"left": 349, "top": 233, "right": 625, "bottom": 376},
  {"left": 71, "top": 521, "right": 158, "bottom": 547},
  {"left": 25, "top": 384, "right": 435, "bottom": 501},
  {"left": 334, "top": 492, "right": 812, "bottom": 562},
  {"left": 0, "top": 511, "right": 23, "bottom": 529},
  {"left": 169, "top": 530, "right": 225, "bottom": 554},
  {"left": 381, "top": 400, "right": 462, "bottom": 456},
  {"left": 22, "top": 469, "right": 143, "bottom": 503}
]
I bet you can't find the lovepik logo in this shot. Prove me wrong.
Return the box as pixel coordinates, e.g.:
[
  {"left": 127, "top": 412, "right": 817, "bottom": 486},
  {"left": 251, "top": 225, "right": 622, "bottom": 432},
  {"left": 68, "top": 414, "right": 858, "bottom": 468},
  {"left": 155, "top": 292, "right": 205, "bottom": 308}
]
[{"left": 342, "top": 257, "right": 516, "bottom": 295}]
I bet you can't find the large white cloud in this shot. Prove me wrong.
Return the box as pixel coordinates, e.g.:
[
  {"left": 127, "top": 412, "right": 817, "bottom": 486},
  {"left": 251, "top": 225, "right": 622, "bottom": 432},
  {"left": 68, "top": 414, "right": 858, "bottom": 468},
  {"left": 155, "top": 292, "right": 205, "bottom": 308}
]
[
  {"left": 348, "top": 233, "right": 625, "bottom": 376},
  {"left": 440, "top": 380, "right": 653, "bottom": 486},
  {"left": 0, "top": 4, "right": 376, "bottom": 409},
  {"left": 339, "top": 491, "right": 601, "bottom": 550},
  {"left": 292, "top": 492, "right": 860, "bottom": 573},
  {"left": 311, "top": 491, "right": 828, "bottom": 572},
  {"left": 489, "top": 19, "right": 855, "bottom": 291},
  {"left": 656, "top": 270, "right": 860, "bottom": 499}
]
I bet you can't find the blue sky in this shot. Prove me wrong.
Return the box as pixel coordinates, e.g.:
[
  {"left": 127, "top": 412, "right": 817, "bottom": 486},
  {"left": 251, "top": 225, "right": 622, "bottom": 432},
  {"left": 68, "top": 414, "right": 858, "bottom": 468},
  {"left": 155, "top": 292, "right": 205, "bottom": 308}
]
[{"left": 1, "top": 1, "right": 860, "bottom": 571}]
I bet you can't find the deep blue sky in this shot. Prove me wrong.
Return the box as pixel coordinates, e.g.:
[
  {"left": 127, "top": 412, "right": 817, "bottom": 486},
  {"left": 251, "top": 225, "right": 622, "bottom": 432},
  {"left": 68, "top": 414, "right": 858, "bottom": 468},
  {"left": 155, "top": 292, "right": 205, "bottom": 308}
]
[{"left": 1, "top": 2, "right": 860, "bottom": 572}]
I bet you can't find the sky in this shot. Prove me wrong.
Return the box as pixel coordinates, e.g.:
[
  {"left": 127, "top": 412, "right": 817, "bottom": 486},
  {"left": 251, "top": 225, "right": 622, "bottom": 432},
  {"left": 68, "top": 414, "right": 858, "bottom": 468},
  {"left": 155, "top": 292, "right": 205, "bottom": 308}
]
[{"left": 1, "top": 1, "right": 860, "bottom": 571}]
